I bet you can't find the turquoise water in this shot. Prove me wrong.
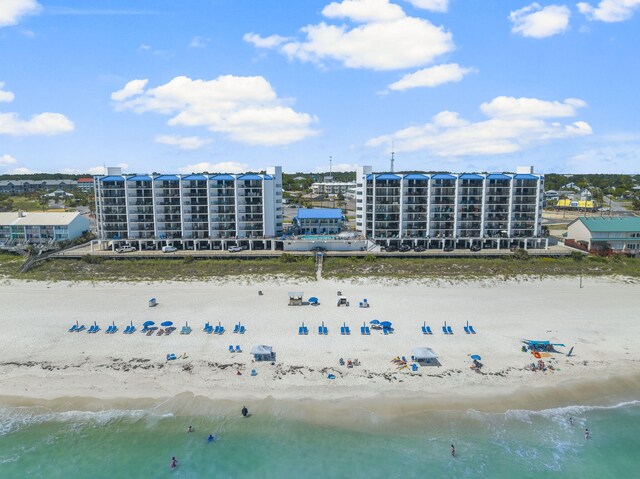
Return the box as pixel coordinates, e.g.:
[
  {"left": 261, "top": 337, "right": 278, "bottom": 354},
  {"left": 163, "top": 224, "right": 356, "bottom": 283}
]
[
  {"left": 1, "top": 401, "right": 639, "bottom": 478},
  {"left": 298, "top": 235, "right": 336, "bottom": 240}
]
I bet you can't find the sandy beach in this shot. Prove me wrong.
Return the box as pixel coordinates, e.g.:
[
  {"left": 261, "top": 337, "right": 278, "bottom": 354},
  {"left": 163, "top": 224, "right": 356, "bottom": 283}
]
[{"left": 1, "top": 276, "right": 639, "bottom": 417}]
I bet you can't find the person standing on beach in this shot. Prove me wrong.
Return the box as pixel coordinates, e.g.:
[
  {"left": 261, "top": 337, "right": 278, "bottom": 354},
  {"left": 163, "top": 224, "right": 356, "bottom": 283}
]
[
  {"left": 242, "top": 406, "right": 249, "bottom": 417},
  {"left": 451, "top": 444, "right": 456, "bottom": 457},
  {"left": 584, "top": 428, "right": 590, "bottom": 440}
]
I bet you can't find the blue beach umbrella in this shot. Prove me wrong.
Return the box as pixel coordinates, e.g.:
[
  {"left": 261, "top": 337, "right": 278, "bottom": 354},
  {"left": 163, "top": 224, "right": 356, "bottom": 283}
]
[
  {"left": 380, "top": 321, "right": 392, "bottom": 328},
  {"left": 369, "top": 319, "right": 380, "bottom": 325},
  {"left": 143, "top": 320, "right": 155, "bottom": 327},
  {"left": 161, "top": 321, "right": 173, "bottom": 327},
  {"left": 308, "top": 297, "right": 318, "bottom": 304},
  {"left": 470, "top": 355, "right": 481, "bottom": 361}
]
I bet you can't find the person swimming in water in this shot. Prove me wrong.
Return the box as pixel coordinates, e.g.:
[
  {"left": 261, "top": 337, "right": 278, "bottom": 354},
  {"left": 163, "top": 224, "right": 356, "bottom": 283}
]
[
  {"left": 569, "top": 417, "right": 573, "bottom": 426},
  {"left": 169, "top": 457, "right": 178, "bottom": 469},
  {"left": 242, "top": 406, "right": 249, "bottom": 417},
  {"left": 187, "top": 425, "right": 193, "bottom": 433},
  {"left": 451, "top": 444, "right": 456, "bottom": 457},
  {"left": 584, "top": 428, "right": 590, "bottom": 440},
  {"left": 208, "top": 434, "right": 215, "bottom": 442}
]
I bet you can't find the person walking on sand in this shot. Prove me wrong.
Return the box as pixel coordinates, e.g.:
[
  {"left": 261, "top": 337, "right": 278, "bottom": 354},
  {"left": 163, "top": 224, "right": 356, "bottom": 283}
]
[
  {"left": 584, "top": 428, "right": 590, "bottom": 440},
  {"left": 451, "top": 444, "right": 456, "bottom": 457},
  {"left": 169, "top": 457, "right": 179, "bottom": 469}
]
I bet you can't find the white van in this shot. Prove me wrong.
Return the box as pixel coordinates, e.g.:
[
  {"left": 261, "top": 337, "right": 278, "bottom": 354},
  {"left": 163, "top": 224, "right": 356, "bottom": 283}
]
[{"left": 162, "top": 246, "right": 178, "bottom": 253}]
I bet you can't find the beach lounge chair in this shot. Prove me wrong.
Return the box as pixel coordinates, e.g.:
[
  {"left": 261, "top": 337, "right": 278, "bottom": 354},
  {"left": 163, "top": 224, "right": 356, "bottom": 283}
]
[
  {"left": 318, "top": 325, "right": 324, "bottom": 335},
  {"left": 166, "top": 353, "right": 177, "bottom": 361},
  {"left": 426, "top": 326, "right": 432, "bottom": 334},
  {"left": 323, "top": 325, "right": 328, "bottom": 335},
  {"left": 105, "top": 325, "right": 113, "bottom": 334},
  {"left": 235, "top": 345, "right": 241, "bottom": 353},
  {"left": 469, "top": 325, "right": 477, "bottom": 334},
  {"left": 239, "top": 325, "right": 246, "bottom": 334},
  {"left": 206, "top": 324, "right": 213, "bottom": 334},
  {"left": 340, "top": 326, "right": 346, "bottom": 335},
  {"left": 360, "top": 325, "right": 366, "bottom": 335},
  {"left": 345, "top": 325, "right": 350, "bottom": 335},
  {"left": 447, "top": 325, "right": 453, "bottom": 335},
  {"left": 412, "top": 364, "right": 418, "bottom": 372},
  {"left": 229, "top": 345, "right": 234, "bottom": 353},
  {"left": 304, "top": 325, "right": 309, "bottom": 335},
  {"left": 383, "top": 328, "right": 389, "bottom": 335},
  {"left": 421, "top": 324, "right": 429, "bottom": 334},
  {"left": 299, "top": 325, "right": 305, "bottom": 335},
  {"left": 251, "top": 369, "right": 257, "bottom": 376},
  {"left": 213, "top": 325, "right": 221, "bottom": 334},
  {"left": 68, "top": 324, "right": 78, "bottom": 332},
  {"left": 203, "top": 322, "right": 211, "bottom": 333},
  {"left": 125, "top": 325, "right": 135, "bottom": 334},
  {"left": 233, "top": 323, "right": 240, "bottom": 334},
  {"left": 217, "top": 325, "right": 225, "bottom": 335},
  {"left": 464, "top": 325, "right": 470, "bottom": 334},
  {"left": 365, "top": 326, "right": 371, "bottom": 335},
  {"left": 165, "top": 327, "right": 175, "bottom": 335},
  {"left": 123, "top": 325, "right": 130, "bottom": 334},
  {"left": 442, "top": 325, "right": 448, "bottom": 334}
]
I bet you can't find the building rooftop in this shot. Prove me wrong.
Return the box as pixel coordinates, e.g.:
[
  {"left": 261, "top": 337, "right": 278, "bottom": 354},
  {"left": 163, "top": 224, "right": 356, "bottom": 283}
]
[
  {"left": 574, "top": 216, "right": 640, "bottom": 233},
  {"left": 296, "top": 208, "right": 343, "bottom": 220},
  {"left": 0, "top": 211, "right": 84, "bottom": 226}
]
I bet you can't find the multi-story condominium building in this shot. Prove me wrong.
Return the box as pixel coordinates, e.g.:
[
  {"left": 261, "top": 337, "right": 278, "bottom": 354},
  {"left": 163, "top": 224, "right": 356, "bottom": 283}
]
[
  {"left": 94, "top": 166, "right": 282, "bottom": 248},
  {"left": 355, "top": 166, "right": 546, "bottom": 249}
]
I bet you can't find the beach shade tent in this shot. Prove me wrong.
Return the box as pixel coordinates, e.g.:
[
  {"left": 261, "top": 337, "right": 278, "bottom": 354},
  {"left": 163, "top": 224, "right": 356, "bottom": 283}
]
[
  {"left": 288, "top": 292, "right": 304, "bottom": 306},
  {"left": 250, "top": 345, "right": 274, "bottom": 362},
  {"left": 308, "top": 297, "right": 319, "bottom": 305},
  {"left": 522, "top": 340, "right": 565, "bottom": 352},
  {"left": 148, "top": 298, "right": 157, "bottom": 307},
  {"left": 412, "top": 347, "right": 438, "bottom": 361}
]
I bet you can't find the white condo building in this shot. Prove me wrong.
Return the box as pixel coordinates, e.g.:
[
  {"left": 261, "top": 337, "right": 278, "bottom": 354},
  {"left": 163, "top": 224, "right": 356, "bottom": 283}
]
[
  {"left": 355, "top": 166, "right": 545, "bottom": 249},
  {"left": 94, "top": 167, "right": 283, "bottom": 247}
]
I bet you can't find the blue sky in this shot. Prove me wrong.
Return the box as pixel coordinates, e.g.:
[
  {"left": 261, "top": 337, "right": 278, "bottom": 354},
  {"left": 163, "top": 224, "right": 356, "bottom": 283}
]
[{"left": 0, "top": 0, "right": 639, "bottom": 175}]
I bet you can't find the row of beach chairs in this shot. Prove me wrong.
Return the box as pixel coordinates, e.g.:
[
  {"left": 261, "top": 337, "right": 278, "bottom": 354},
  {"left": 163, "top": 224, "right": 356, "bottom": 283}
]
[
  {"left": 228, "top": 345, "right": 242, "bottom": 353},
  {"left": 298, "top": 322, "right": 375, "bottom": 335},
  {"left": 420, "top": 322, "right": 477, "bottom": 335}
]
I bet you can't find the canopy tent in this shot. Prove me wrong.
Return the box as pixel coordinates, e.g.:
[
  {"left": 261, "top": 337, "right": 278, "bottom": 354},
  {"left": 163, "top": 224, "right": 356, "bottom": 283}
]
[
  {"left": 250, "top": 345, "right": 273, "bottom": 355},
  {"left": 412, "top": 347, "right": 438, "bottom": 360},
  {"left": 522, "top": 340, "right": 565, "bottom": 352},
  {"left": 288, "top": 292, "right": 304, "bottom": 306}
]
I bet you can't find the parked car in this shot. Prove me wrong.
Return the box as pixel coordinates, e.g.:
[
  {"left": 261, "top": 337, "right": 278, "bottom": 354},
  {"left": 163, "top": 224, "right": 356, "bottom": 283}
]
[
  {"left": 414, "top": 246, "right": 426, "bottom": 252},
  {"left": 228, "top": 246, "right": 242, "bottom": 252},
  {"left": 116, "top": 245, "right": 136, "bottom": 253},
  {"left": 385, "top": 245, "right": 398, "bottom": 252},
  {"left": 162, "top": 246, "right": 178, "bottom": 253},
  {"left": 443, "top": 245, "right": 454, "bottom": 252},
  {"left": 470, "top": 244, "right": 481, "bottom": 252},
  {"left": 398, "top": 245, "right": 411, "bottom": 252}
]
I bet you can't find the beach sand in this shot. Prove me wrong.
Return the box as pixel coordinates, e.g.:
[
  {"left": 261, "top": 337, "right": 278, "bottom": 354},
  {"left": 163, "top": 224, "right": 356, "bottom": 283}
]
[{"left": 1, "top": 276, "right": 639, "bottom": 418}]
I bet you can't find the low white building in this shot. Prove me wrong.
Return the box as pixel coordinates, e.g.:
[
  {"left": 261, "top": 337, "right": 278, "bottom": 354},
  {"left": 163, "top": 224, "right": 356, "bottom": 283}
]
[
  {"left": 567, "top": 216, "right": 640, "bottom": 254},
  {"left": 311, "top": 181, "right": 356, "bottom": 197},
  {"left": 0, "top": 212, "right": 90, "bottom": 244}
]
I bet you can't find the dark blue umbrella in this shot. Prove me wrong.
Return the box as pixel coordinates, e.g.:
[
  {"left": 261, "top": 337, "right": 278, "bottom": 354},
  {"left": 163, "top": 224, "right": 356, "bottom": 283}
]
[
  {"left": 161, "top": 321, "right": 173, "bottom": 327},
  {"left": 471, "top": 355, "right": 481, "bottom": 361},
  {"left": 143, "top": 320, "right": 155, "bottom": 327},
  {"left": 370, "top": 319, "right": 380, "bottom": 325},
  {"left": 380, "top": 321, "right": 392, "bottom": 328},
  {"left": 308, "top": 297, "right": 318, "bottom": 303}
]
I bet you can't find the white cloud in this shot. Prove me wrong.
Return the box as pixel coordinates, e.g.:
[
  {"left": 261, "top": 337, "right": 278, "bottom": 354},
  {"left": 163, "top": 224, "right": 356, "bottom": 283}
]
[
  {"left": 388, "top": 63, "right": 474, "bottom": 91},
  {"left": 479, "top": 96, "right": 586, "bottom": 119},
  {"left": 112, "top": 75, "right": 319, "bottom": 146},
  {"left": 405, "top": 0, "right": 449, "bottom": 13},
  {"left": 366, "top": 96, "right": 592, "bottom": 157},
  {"left": 189, "top": 36, "right": 209, "bottom": 48},
  {"left": 0, "top": 0, "right": 41, "bottom": 28},
  {"left": 246, "top": 0, "right": 454, "bottom": 71},
  {"left": 178, "top": 161, "right": 250, "bottom": 174},
  {"left": 510, "top": 3, "right": 571, "bottom": 38},
  {"left": 0, "top": 82, "right": 15, "bottom": 103},
  {"left": 110, "top": 79, "right": 148, "bottom": 101},
  {"left": 0, "top": 154, "right": 18, "bottom": 165},
  {"left": 8, "top": 166, "right": 35, "bottom": 174},
  {"left": 243, "top": 33, "right": 291, "bottom": 48},
  {"left": 0, "top": 112, "right": 74, "bottom": 136},
  {"left": 314, "top": 163, "right": 359, "bottom": 172},
  {"left": 577, "top": 0, "right": 640, "bottom": 22},
  {"left": 155, "top": 134, "right": 212, "bottom": 150}
]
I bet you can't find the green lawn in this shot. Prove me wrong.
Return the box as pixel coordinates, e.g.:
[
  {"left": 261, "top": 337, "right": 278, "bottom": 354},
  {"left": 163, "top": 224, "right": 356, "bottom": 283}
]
[
  {"left": 322, "top": 255, "right": 640, "bottom": 280},
  {"left": 0, "top": 254, "right": 316, "bottom": 282}
]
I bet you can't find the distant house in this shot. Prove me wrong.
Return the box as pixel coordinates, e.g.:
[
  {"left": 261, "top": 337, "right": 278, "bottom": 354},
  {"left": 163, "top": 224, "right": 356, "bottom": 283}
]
[
  {"left": 0, "top": 211, "right": 90, "bottom": 244},
  {"left": 77, "top": 177, "right": 94, "bottom": 191},
  {"left": 0, "top": 179, "right": 77, "bottom": 195},
  {"left": 293, "top": 208, "right": 344, "bottom": 235},
  {"left": 566, "top": 217, "right": 640, "bottom": 255}
]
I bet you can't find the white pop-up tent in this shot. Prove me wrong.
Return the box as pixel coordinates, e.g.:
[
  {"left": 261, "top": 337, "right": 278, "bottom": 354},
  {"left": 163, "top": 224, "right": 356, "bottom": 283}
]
[
  {"left": 250, "top": 345, "right": 274, "bottom": 361},
  {"left": 412, "top": 347, "right": 438, "bottom": 361}
]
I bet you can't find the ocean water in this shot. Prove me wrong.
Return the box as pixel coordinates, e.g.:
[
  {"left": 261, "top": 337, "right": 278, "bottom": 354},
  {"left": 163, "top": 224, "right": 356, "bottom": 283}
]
[{"left": 0, "top": 400, "right": 639, "bottom": 478}]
